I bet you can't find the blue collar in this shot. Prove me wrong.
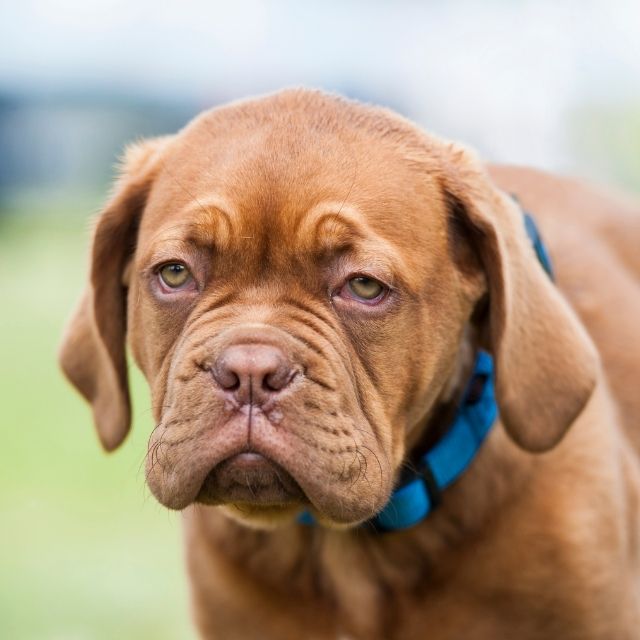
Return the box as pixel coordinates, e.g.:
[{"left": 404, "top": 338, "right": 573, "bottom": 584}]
[
  {"left": 365, "top": 349, "right": 497, "bottom": 531},
  {"left": 298, "top": 351, "right": 497, "bottom": 532},
  {"left": 299, "top": 211, "right": 552, "bottom": 532}
]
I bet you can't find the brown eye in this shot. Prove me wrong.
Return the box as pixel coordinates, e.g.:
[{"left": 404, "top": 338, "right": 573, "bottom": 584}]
[
  {"left": 159, "top": 263, "right": 192, "bottom": 288},
  {"left": 347, "top": 276, "right": 384, "bottom": 301}
]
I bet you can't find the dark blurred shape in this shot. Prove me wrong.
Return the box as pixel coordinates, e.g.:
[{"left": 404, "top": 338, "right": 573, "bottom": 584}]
[{"left": 0, "top": 89, "right": 200, "bottom": 214}]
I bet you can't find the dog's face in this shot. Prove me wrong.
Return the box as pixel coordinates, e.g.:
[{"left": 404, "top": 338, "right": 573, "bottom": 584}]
[
  {"left": 60, "top": 90, "right": 598, "bottom": 528},
  {"left": 127, "top": 105, "right": 470, "bottom": 526}
]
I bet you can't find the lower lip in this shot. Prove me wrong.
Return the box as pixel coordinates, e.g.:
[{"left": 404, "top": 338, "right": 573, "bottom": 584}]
[
  {"left": 229, "top": 452, "right": 269, "bottom": 467},
  {"left": 196, "top": 452, "right": 305, "bottom": 506}
]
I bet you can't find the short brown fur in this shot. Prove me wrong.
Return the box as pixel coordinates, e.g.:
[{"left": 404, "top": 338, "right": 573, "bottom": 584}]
[{"left": 60, "top": 89, "right": 640, "bottom": 639}]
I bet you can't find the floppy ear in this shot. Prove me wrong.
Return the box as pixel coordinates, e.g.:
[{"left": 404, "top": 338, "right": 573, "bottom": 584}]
[
  {"left": 442, "top": 146, "right": 599, "bottom": 452},
  {"left": 59, "top": 136, "right": 171, "bottom": 451}
]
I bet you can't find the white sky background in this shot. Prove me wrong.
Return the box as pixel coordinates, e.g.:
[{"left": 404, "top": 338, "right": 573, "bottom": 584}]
[{"left": 1, "top": 0, "right": 639, "bottom": 174}]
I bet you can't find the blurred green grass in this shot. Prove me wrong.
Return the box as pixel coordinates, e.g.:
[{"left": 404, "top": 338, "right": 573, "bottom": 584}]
[
  {"left": 570, "top": 102, "right": 640, "bottom": 194},
  {"left": 0, "top": 204, "right": 197, "bottom": 639}
]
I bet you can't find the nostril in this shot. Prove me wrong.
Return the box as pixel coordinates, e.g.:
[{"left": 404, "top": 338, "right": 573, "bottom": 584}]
[
  {"left": 263, "top": 368, "right": 296, "bottom": 392},
  {"left": 212, "top": 360, "right": 241, "bottom": 391},
  {"left": 225, "top": 372, "right": 241, "bottom": 392}
]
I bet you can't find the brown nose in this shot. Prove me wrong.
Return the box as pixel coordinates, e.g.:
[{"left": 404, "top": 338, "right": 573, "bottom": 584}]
[{"left": 211, "top": 344, "right": 295, "bottom": 405}]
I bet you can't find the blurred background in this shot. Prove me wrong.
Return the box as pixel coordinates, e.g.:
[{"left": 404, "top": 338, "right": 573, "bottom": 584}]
[{"left": 1, "top": 1, "right": 638, "bottom": 638}]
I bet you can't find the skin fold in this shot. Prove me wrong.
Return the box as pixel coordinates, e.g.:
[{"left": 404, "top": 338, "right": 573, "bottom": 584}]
[{"left": 60, "top": 89, "right": 640, "bottom": 639}]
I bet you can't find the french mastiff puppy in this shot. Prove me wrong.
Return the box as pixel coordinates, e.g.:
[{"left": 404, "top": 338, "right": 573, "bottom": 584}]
[{"left": 60, "top": 89, "right": 640, "bottom": 639}]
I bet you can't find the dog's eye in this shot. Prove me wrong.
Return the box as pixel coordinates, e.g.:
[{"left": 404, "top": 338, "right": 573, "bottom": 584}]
[
  {"left": 347, "top": 276, "right": 385, "bottom": 301},
  {"left": 159, "top": 263, "right": 192, "bottom": 289}
]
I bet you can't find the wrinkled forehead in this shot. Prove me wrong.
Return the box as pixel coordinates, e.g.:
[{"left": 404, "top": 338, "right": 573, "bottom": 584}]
[{"left": 138, "top": 107, "right": 448, "bottom": 274}]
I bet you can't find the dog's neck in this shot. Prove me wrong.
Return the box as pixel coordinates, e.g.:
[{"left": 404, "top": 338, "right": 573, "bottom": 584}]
[
  {"left": 187, "top": 429, "right": 527, "bottom": 639},
  {"left": 352, "top": 339, "right": 499, "bottom": 532},
  {"left": 406, "top": 327, "right": 479, "bottom": 456}
]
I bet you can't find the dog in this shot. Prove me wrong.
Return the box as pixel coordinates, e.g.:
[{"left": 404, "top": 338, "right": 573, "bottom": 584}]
[{"left": 59, "top": 89, "right": 640, "bottom": 639}]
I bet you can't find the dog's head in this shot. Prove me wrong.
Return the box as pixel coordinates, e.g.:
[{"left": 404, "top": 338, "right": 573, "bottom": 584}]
[{"left": 60, "top": 90, "right": 598, "bottom": 528}]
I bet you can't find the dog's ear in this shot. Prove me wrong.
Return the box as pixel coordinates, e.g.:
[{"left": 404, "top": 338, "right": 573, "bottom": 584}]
[
  {"left": 59, "top": 136, "right": 172, "bottom": 451},
  {"left": 442, "top": 145, "right": 599, "bottom": 452}
]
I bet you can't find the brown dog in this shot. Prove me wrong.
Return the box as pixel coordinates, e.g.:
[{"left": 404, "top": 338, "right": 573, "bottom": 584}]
[{"left": 60, "top": 89, "right": 640, "bottom": 639}]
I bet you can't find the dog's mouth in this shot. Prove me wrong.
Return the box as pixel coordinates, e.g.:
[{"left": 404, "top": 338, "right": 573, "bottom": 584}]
[
  {"left": 147, "top": 392, "right": 392, "bottom": 523},
  {"left": 196, "top": 452, "right": 306, "bottom": 506}
]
